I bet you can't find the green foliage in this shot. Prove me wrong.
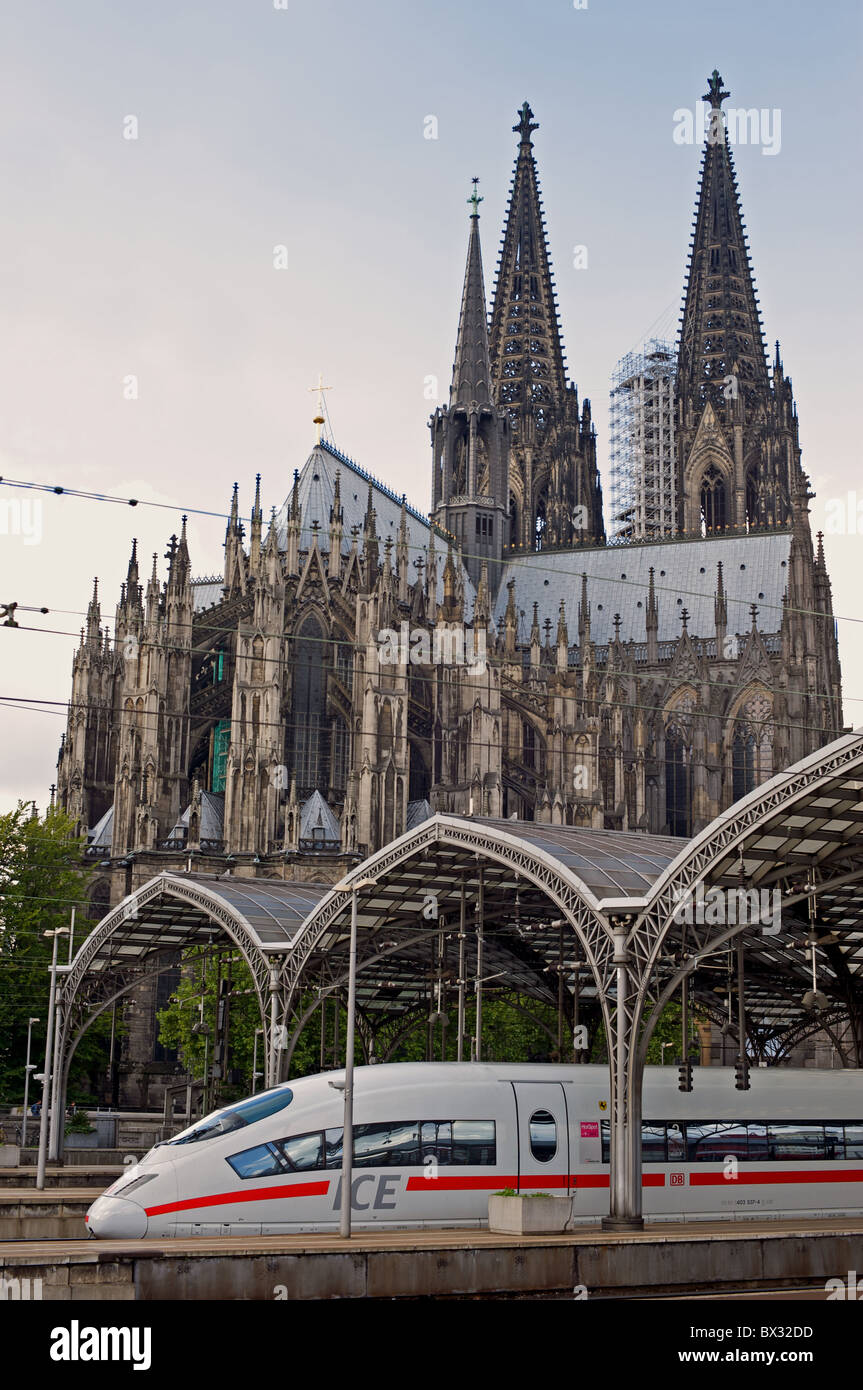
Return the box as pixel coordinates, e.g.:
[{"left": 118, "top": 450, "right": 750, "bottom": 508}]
[
  {"left": 0, "top": 804, "right": 106, "bottom": 1104},
  {"left": 589, "top": 1000, "right": 703, "bottom": 1066},
  {"left": 64, "top": 1109, "right": 95, "bottom": 1137}
]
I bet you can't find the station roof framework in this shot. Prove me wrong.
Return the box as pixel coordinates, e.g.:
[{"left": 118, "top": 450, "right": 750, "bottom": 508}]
[{"left": 59, "top": 730, "right": 863, "bottom": 1065}]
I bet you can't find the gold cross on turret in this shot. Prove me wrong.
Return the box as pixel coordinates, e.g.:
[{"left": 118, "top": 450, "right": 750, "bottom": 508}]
[{"left": 308, "top": 372, "right": 333, "bottom": 443}]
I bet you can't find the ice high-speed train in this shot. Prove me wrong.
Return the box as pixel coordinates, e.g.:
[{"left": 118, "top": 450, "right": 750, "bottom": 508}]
[{"left": 85, "top": 1063, "right": 863, "bottom": 1237}]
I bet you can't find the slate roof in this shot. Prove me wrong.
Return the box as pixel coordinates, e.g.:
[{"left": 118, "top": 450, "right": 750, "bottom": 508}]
[{"left": 493, "top": 531, "right": 792, "bottom": 645}]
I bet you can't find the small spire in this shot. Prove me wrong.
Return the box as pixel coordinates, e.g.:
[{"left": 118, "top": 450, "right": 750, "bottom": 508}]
[
  {"left": 613, "top": 613, "right": 622, "bottom": 642},
  {"left": 557, "top": 600, "right": 568, "bottom": 648},
  {"left": 680, "top": 606, "right": 690, "bottom": 632},
  {"left": 703, "top": 69, "right": 730, "bottom": 109},
  {"left": 750, "top": 603, "right": 759, "bottom": 631},
  {"left": 530, "top": 602, "right": 540, "bottom": 645},
  {"left": 290, "top": 469, "right": 300, "bottom": 520},
  {"left": 514, "top": 100, "right": 539, "bottom": 145},
  {"left": 229, "top": 482, "right": 239, "bottom": 527}
]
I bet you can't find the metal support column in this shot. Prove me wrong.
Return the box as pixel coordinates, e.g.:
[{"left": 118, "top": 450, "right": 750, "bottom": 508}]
[{"left": 602, "top": 921, "right": 644, "bottom": 1232}]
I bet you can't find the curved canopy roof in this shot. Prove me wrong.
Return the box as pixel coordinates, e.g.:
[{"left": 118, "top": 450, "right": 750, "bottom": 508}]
[{"left": 62, "top": 730, "right": 863, "bottom": 1060}]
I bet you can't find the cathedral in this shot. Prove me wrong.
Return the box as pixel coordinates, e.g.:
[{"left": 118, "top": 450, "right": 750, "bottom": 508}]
[{"left": 58, "top": 74, "right": 844, "bottom": 915}]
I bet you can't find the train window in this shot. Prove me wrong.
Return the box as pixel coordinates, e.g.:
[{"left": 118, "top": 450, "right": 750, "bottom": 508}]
[
  {"left": 528, "top": 1110, "right": 556, "bottom": 1163},
  {"left": 421, "top": 1121, "right": 452, "bottom": 1164},
  {"left": 226, "top": 1142, "right": 290, "bottom": 1179},
  {"left": 667, "top": 1124, "right": 685, "bottom": 1160},
  {"left": 451, "top": 1120, "right": 496, "bottom": 1165},
  {"left": 641, "top": 1124, "right": 667, "bottom": 1162},
  {"left": 825, "top": 1126, "right": 845, "bottom": 1160},
  {"left": 353, "top": 1123, "right": 421, "bottom": 1168},
  {"left": 686, "top": 1123, "right": 750, "bottom": 1161},
  {"left": 324, "top": 1128, "right": 344, "bottom": 1169},
  {"left": 169, "top": 1087, "right": 294, "bottom": 1146},
  {"left": 844, "top": 1124, "right": 863, "bottom": 1159},
  {"left": 278, "top": 1131, "right": 325, "bottom": 1172},
  {"left": 767, "top": 1124, "right": 826, "bottom": 1160}
]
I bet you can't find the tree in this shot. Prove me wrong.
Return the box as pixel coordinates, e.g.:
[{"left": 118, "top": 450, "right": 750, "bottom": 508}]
[{"left": 0, "top": 803, "right": 108, "bottom": 1104}]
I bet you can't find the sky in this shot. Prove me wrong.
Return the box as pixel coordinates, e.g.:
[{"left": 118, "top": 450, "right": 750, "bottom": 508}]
[{"left": 1, "top": 0, "right": 861, "bottom": 811}]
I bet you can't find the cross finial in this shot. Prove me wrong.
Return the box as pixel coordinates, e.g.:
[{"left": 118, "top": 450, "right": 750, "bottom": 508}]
[
  {"left": 467, "top": 176, "right": 483, "bottom": 218},
  {"left": 750, "top": 603, "right": 759, "bottom": 629},
  {"left": 307, "top": 372, "right": 333, "bottom": 443},
  {"left": 680, "top": 606, "right": 690, "bottom": 631},
  {"left": 703, "top": 69, "right": 730, "bottom": 109},
  {"left": 514, "top": 101, "right": 539, "bottom": 144}
]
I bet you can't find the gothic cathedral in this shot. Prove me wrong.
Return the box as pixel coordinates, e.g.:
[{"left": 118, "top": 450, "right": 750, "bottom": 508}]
[{"left": 58, "top": 75, "right": 843, "bottom": 889}]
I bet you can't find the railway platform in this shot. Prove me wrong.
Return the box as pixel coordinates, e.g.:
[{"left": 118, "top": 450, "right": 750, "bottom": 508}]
[{"left": 1, "top": 1217, "right": 860, "bottom": 1300}]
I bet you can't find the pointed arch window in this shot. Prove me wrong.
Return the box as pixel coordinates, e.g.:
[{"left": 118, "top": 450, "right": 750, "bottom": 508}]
[
  {"left": 700, "top": 464, "right": 728, "bottom": 535},
  {"left": 732, "top": 728, "right": 756, "bottom": 802},
  {"left": 665, "top": 724, "right": 690, "bottom": 837},
  {"left": 291, "top": 616, "right": 329, "bottom": 796}
]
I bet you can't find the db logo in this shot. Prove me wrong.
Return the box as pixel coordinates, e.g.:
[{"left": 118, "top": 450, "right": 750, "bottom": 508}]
[{"left": 670, "top": 1172, "right": 685, "bottom": 1187}]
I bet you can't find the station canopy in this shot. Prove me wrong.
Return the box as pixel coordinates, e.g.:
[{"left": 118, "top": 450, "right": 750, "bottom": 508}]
[{"left": 67, "top": 730, "right": 863, "bottom": 1059}]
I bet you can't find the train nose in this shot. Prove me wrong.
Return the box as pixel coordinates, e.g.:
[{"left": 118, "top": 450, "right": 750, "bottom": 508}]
[{"left": 86, "top": 1195, "right": 149, "bottom": 1239}]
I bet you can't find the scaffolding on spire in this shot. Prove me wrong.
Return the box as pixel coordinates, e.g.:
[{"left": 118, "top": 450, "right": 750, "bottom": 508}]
[{"left": 608, "top": 339, "right": 677, "bottom": 543}]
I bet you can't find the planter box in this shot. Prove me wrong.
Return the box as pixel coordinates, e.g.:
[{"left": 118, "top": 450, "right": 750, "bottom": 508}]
[
  {"left": 488, "top": 1193, "right": 574, "bottom": 1235},
  {"left": 0, "top": 1145, "right": 20, "bottom": 1168}
]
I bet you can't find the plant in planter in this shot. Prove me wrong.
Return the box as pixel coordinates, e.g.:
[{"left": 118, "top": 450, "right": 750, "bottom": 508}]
[
  {"left": 488, "top": 1189, "right": 575, "bottom": 1234},
  {"left": 64, "top": 1110, "right": 96, "bottom": 1139}
]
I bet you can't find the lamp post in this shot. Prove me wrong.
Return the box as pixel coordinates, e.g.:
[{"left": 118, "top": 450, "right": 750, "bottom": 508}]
[
  {"left": 21, "top": 1018, "right": 39, "bottom": 1148},
  {"left": 36, "top": 927, "right": 69, "bottom": 1189},
  {"left": 334, "top": 876, "right": 377, "bottom": 1239},
  {"left": 251, "top": 1028, "right": 265, "bottom": 1094}
]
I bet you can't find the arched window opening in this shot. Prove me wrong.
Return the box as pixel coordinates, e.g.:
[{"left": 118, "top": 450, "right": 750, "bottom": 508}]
[
  {"left": 700, "top": 464, "right": 728, "bottom": 535},
  {"left": 732, "top": 728, "right": 756, "bottom": 802},
  {"left": 665, "top": 725, "right": 690, "bottom": 837},
  {"left": 291, "top": 617, "right": 328, "bottom": 796}
]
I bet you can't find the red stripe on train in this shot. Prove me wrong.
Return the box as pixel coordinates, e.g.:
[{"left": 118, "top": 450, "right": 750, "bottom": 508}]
[
  {"left": 145, "top": 1181, "right": 330, "bottom": 1217},
  {"left": 404, "top": 1174, "right": 664, "bottom": 1191},
  {"left": 689, "top": 1167, "right": 863, "bottom": 1187}
]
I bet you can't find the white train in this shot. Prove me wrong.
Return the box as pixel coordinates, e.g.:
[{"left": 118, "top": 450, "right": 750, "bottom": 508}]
[{"left": 85, "top": 1062, "right": 863, "bottom": 1238}]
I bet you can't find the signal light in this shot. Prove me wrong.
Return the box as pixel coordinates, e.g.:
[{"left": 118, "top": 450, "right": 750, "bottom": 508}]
[
  {"left": 678, "top": 1061, "right": 692, "bottom": 1093},
  {"left": 734, "top": 1060, "right": 750, "bottom": 1091}
]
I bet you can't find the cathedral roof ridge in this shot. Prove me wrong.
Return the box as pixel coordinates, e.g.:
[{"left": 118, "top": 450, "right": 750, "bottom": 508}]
[{"left": 317, "top": 439, "right": 428, "bottom": 529}]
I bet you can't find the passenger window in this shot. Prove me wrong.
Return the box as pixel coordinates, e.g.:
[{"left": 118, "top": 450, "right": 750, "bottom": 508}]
[
  {"left": 353, "top": 1123, "right": 420, "bottom": 1168},
  {"left": 226, "top": 1142, "right": 289, "bottom": 1179},
  {"left": 278, "top": 1131, "right": 324, "bottom": 1172},
  {"left": 844, "top": 1124, "right": 863, "bottom": 1159},
  {"left": 421, "top": 1120, "right": 452, "bottom": 1164},
  {"left": 528, "top": 1110, "right": 556, "bottom": 1163},
  {"left": 667, "top": 1124, "right": 685, "bottom": 1161},
  {"left": 451, "top": 1120, "right": 496, "bottom": 1165},
  {"left": 825, "top": 1126, "right": 845, "bottom": 1160},
  {"left": 768, "top": 1124, "right": 826, "bottom": 1160},
  {"left": 686, "top": 1122, "right": 749, "bottom": 1161},
  {"left": 641, "top": 1123, "right": 666, "bottom": 1163},
  {"left": 324, "top": 1127, "right": 344, "bottom": 1169}
]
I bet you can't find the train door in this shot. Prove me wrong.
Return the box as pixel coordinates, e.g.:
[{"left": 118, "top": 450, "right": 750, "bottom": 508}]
[{"left": 512, "top": 1083, "right": 571, "bottom": 1193}]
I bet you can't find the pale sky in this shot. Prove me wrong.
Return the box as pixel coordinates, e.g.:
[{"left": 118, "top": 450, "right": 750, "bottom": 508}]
[{"left": 1, "top": 0, "right": 861, "bottom": 810}]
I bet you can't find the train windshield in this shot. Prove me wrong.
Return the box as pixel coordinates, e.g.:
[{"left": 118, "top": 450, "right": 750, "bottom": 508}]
[{"left": 167, "top": 1087, "right": 294, "bottom": 1146}]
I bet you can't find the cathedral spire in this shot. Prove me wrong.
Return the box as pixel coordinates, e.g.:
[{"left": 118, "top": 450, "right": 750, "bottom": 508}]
[
  {"left": 250, "top": 474, "right": 263, "bottom": 573},
  {"left": 487, "top": 103, "right": 604, "bottom": 551},
  {"left": 86, "top": 578, "right": 101, "bottom": 647},
  {"left": 489, "top": 101, "right": 568, "bottom": 409},
  {"left": 449, "top": 179, "right": 494, "bottom": 411},
  {"left": 677, "top": 70, "right": 768, "bottom": 416}
]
